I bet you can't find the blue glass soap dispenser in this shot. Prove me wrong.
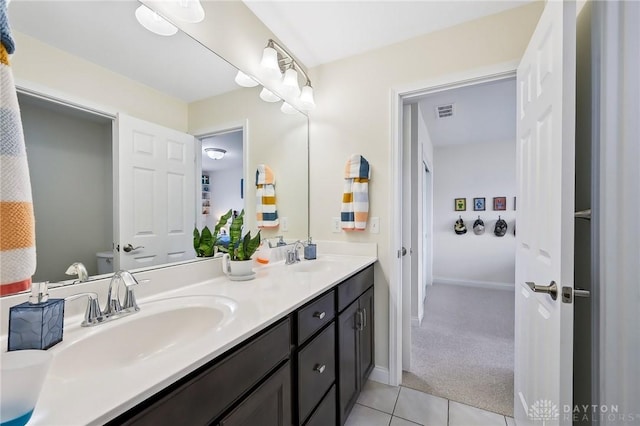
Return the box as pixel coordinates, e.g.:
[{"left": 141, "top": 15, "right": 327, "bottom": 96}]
[{"left": 8, "top": 282, "right": 64, "bottom": 351}]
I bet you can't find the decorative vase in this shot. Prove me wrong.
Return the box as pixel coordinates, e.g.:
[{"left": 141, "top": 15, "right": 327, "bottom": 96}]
[{"left": 221, "top": 253, "right": 254, "bottom": 278}]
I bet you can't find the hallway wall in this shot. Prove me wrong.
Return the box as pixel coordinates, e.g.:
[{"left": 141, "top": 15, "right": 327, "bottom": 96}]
[{"left": 432, "top": 141, "right": 516, "bottom": 288}]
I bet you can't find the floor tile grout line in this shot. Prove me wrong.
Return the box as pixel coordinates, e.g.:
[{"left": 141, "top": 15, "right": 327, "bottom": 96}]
[
  {"left": 354, "top": 402, "right": 395, "bottom": 418},
  {"left": 391, "top": 385, "right": 402, "bottom": 416}
]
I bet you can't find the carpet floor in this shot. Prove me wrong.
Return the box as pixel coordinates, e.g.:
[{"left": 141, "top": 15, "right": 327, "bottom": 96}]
[{"left": 402, "top": 283, "right": 515, "bottom": 417}]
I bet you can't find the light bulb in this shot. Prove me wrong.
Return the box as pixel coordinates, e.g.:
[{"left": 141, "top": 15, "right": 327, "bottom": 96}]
[
  {"left": 135, "top": 5, "right": 178, "bottom": 36},
  {"left": 281, "top": 68, "right": 301, "bottom": 97},
  {"left": 261, "top": 46, "right": 282, "bottom": 80},
  {"left": 260, "top": 88, "right": 281, "bottom": 103},
  {"left": 234, "top": 71, "right": 259, "bottom": 88},
  {"left": 300, "top": 85, "right": 316, "bottom": 111}
]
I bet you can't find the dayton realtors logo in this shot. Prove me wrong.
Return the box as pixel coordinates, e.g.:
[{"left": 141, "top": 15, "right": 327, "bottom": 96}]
[{"left": 528, "top": 400, "right": 560, "bottom": 425}]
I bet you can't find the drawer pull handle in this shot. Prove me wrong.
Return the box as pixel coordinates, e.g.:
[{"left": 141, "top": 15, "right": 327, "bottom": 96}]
[
  {"left": 313, "top": 311, "right": 326, "bottom": 320},
  {"left": 314, "top": 364, "right": 326, "bottom": 374}
]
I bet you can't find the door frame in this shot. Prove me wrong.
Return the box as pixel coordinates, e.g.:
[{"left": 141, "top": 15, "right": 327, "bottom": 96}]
[{"left": 388, "top": 61, "right": 518, "bottom": 386}]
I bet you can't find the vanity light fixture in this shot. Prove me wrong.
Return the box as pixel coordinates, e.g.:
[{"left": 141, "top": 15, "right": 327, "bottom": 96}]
[
  {"left": 135, "top": 5, "right": 178, "bottom": 36},
  {"left": 258, "top": 39, "right": 315, "bottom": 112},
  {"left": 164, "top": 0, "right": 205, "bottom": 23},
  {"left": 281, "top": 66, "right": 301, "bottom": 98},
  {"left": 234, "top": 71, "right": 259, "bottom": 88},
  {"left": 260, "top": 87, "right": 281, "bottom": 103},
  {"left": 204, "top": 148, "right": 226, "bottom": 160},
  {"left": 260, "top": 41, "right": 283, "bottom": 80}
]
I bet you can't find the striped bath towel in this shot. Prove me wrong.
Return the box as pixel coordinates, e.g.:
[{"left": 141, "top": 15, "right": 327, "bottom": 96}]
[
  {"left": 341, "top": 154, "right": 370, "bottom": 231},
  {"left": 256, "top": 164, "right": 278, "bottom": 228},
  {"left": 1, "top": 1, "right": 36, "bottom": 295}
]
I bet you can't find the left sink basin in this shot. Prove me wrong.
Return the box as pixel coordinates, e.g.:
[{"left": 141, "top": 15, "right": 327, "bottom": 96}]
[{"left": 49, "top": 295, "right": 237, "bottom": 379}]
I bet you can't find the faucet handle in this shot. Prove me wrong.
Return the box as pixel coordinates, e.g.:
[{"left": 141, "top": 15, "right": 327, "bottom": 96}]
[{"left": 65, "top": 292, "right": 103, "bottom": 327}]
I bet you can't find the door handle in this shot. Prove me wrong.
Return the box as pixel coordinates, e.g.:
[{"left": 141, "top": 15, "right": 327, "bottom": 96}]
[
  {"left": 397, "top": 247, "right": 407, "bottom": 258},
  {"left": 361, "top": 307, "right": 367, "bottom": 330},
  {"left": 526, "top": 281, "right": 558, "bottom": 300},
  {"left": 123, "top": 244, "right": 144, "bottom": 253}
]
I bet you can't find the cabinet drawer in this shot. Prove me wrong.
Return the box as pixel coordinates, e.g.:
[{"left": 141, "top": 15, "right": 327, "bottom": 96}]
[
  {"left": 298, "top": 323, "right": 336, "bottom": 424},
  {"left": 297, "top": 290, "right": 335, "bottom": 344},
  {"left": 120, "top": 319, "right": 290, "bottom": 425},
  {"left": 337, "top": 265, "right": 374, "bottom": 312},
  {"left": 304, "top": 385, "right": 336, "bottom": 426}
]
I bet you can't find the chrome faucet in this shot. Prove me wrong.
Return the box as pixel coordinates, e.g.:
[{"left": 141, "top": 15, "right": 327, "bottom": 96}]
[
  {"left": 104, "top": 270, "right": 141, "bottom": 317},
  {"left": 64, "top": 270, "right": 143, "bottom": 327},
  {"left": 286, "top": 241, "right": 305, "bottom": 265},
  {"left": 65, "top": 262, "right": 89, "bottom": 283}
]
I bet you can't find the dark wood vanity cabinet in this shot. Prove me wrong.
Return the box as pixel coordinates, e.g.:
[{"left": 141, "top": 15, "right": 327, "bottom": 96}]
[
  {"left": 337, "top": 269, "right": 375, "bottom": 425},
  {"left": 108, "top": 264, "right": 374, "bottom": 426}
]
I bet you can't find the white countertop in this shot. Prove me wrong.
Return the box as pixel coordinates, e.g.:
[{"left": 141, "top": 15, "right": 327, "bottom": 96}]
[{"left": 26, "top": 253, "right": 376, "bottom": 426}]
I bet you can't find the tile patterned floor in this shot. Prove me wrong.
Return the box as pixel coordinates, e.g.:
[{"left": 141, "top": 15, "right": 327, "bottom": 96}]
[{"left": 345, "top": 380, "right": 515, "bottom": 426}]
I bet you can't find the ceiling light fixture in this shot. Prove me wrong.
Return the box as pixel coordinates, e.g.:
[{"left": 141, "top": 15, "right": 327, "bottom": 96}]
[
  {"left": 204, "top": 148, "right": 226, "bottom": 160},
  {"left": 135, "top": 5, "right": 178, "bottom": 37},
  {"left": 258, "top": 39, "right": 316, "bottom": 113}
]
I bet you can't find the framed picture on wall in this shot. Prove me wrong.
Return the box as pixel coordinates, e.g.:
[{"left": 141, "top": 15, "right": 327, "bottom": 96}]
[
  {"left": 473, "top": 197, "right": 486, "bottom": 211},
  {"left": 455, "top": 198, "right": 466, "bottom": 211},
  {"left": 493, "top": 196, "right": 507, "bottom": 211}
]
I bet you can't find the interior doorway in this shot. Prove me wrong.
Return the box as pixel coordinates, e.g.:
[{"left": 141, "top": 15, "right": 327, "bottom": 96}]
[
  {"left": 398, "top": 74, "right": 518, "bottom": 416},
  {"left": 196, "top": 127, "right": 245, "bottom": 231}
]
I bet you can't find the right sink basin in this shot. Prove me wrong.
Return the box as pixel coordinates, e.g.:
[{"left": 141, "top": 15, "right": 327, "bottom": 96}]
[{"left": 289, "top": 259, "right": 335, "bottom": 273}]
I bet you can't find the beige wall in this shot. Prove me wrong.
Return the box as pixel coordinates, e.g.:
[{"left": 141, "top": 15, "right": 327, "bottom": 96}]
[
  {"left": 306, "top": 2, "right": 544, "bottom": 373},
  {"left": 11, "top": 32, "right": 188, "bottom": 132}
]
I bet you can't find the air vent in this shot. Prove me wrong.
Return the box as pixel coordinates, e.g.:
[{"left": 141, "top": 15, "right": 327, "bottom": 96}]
[{"left": 436, "top": 104, "right": 454, "bottom": 119}]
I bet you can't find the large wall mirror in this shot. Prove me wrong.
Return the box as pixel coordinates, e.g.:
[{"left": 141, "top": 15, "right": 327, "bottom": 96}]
[{"left": 7, "top": 0, "right": 309, "bottom": 287}]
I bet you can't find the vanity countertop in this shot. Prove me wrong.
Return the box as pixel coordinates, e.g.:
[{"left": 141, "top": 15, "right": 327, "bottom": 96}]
[{"left": 26, "top": 254, "right": 376, "bottom": 426}]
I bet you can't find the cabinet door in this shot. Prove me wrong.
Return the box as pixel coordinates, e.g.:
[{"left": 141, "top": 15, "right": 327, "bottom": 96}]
[
  {"left": 358, "top": 288, "right": 375, "bottom": 383},
  {"left": 338, "top": 300, "right": 360, "bottom": 425},
  {"left": 218, "top": 362, "right": 291, "bottom": 426},
  {"left": 305, "top": 385, "right": 336, "bottom": 426}
]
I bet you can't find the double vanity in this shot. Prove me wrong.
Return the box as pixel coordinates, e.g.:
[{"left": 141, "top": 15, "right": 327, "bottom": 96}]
[{"left": 1, "top": 245, "right": 376, "bottom": 425}]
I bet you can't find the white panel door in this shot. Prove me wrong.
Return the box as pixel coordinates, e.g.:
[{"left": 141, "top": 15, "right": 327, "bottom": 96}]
[
  {"left": 115, "top": 114, "right": 196, "bottom": 271},
  {"left": 514, "top": 1, "right": 576, "bottom": 425}
]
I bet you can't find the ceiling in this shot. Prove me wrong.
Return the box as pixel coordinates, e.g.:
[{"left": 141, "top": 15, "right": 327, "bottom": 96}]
[
  {"left": 416, "top": 78, "right": 516, "bottom": 147},
  {"left": 8, "top": 0, "right": 238, "bottom": 103},
  {"left": 243, "top": 0, "right": 534, "bottom": 68}
]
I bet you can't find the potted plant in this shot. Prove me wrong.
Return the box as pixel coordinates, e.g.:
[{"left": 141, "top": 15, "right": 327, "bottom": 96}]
[
  {"left": 219, "top": 209, "right": 261, "bottom": 278},
  {"left": 193, "top": 209, "right": 233, "bottom": 257}
]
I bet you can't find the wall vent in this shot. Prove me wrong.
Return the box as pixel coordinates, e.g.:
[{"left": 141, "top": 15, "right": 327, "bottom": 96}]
[{"left": 436, "top": 104, "right": 454, "bottom": 119}]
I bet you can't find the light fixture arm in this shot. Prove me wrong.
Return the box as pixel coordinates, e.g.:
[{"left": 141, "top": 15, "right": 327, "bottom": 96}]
[{"left": 266, "top": 39, "right": 312, "bottom": 86}]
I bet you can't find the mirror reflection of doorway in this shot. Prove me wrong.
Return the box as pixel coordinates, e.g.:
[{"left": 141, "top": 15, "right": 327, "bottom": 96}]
[{"left": 198, "top": 129, "right": 244, "bottom": 231}]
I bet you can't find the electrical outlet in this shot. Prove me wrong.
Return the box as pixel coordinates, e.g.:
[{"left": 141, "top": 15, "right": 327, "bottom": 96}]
[
  {"left": 332, "top": 217, "right": 341, "bottom": 233},
  {"left": 281, "top": 217, "right": 289, "bottom": 232},
  {"left": 370, "top": 217, "right": 380, "bottom": 234}
]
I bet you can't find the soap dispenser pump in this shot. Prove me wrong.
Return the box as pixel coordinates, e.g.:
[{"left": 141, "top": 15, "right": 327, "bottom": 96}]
[{"left": 8, "top": 282, "right": 64, "bottom": 351}]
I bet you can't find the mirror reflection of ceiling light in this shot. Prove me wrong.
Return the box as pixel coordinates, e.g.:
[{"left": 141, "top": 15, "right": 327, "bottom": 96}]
[
  {"left": 135, "top": 5, "right": 178, "bottom": 36},
  {"left": 234, "top": 71, "right": 259, "bottom": 88},
  {"left": 204, "top": 148, "right": 226, "bottom": 160},
  {"left": 260, "top": 87, "right": 281, "bottom": 103}
]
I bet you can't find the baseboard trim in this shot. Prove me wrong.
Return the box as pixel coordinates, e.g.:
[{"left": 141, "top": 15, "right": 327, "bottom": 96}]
[
  {"left": 368, "top": 366, "right": 390, "bottom": 384},
  {"left": 411, "top": 316, "right": 422, "bottom": 327},
  {"left": 433, "top": 277, "right": 514, "bottom": 291}
]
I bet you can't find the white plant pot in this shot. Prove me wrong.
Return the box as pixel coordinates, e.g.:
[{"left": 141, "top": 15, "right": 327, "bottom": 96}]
[{"left": 221, "top": 253, "right": 254, "bottom": 278}]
